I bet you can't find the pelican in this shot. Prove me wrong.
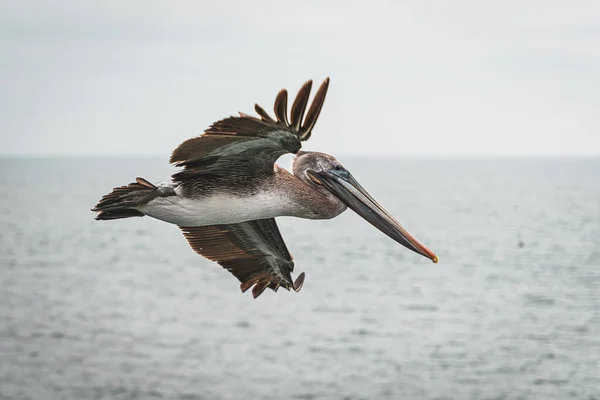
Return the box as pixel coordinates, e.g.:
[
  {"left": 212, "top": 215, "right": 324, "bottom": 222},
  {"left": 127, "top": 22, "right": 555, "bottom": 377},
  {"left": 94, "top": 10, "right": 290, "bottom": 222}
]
[{"left": 92, "top": 78, "right": 438, "bottom": 298}]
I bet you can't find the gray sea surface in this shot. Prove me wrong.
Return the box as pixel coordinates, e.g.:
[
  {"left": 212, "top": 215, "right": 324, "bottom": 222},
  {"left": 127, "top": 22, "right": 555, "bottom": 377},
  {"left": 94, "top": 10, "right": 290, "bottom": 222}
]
[{"left": 0, "top": 156, "right": 599, "bottom": 400}]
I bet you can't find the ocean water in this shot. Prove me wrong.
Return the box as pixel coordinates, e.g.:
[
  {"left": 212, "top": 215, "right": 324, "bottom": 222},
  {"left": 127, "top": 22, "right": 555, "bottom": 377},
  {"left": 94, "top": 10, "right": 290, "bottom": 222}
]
[{"left": 0, "top": 156, "right": 598, "bottom": 400}]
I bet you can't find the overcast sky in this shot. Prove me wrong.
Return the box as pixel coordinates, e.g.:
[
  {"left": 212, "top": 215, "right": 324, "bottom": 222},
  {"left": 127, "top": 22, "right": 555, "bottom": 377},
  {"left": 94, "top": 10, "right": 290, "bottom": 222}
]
[{"left": 1, "top": 0, "right": 598, "bottom": 156}]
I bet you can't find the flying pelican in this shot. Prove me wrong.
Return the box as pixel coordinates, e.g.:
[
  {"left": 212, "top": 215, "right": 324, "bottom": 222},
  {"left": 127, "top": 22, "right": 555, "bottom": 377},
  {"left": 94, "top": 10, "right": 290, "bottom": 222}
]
[{"left": 92, "top": 78, "right": 438, "bottom": 298}]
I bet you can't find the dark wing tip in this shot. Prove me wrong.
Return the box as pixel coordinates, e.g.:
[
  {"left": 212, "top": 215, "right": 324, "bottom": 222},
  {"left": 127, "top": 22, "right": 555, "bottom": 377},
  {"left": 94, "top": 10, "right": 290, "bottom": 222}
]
[
  {"left": 254, "top": 103, "right": 275, "bottom": 122},
  {"left": 299, "top": 77, "right": 330, "bottom": 141},
  {"left": 252, "top": 280, "right": 270, "bottom": 298},
  {"left": 293, "top": 272, "right": 305, "bottom": 292},
  {"left": 274, "top": 89, "right": 289, "bottom": 126},
  {"left": 135, "top": 177, "right": 156, "bottom": 189},
  {"left": 290, "top": 80, "right": 313, "bottom": 131}
]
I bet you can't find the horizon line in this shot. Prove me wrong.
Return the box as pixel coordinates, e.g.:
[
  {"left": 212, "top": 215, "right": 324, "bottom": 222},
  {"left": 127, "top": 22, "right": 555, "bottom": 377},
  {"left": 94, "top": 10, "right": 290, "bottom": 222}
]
[{"left": 1, "top": 153, "right": 599, "bottom": 159}]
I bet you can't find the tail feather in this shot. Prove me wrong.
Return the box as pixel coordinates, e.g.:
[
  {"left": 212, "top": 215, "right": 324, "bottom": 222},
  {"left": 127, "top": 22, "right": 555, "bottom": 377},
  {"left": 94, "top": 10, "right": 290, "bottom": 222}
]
[
  {"left": 92, "top": 177, "right": 159, "bottom": 220},
  {"left": 95, "top": 209, "right": 145, "bottom": 220}
]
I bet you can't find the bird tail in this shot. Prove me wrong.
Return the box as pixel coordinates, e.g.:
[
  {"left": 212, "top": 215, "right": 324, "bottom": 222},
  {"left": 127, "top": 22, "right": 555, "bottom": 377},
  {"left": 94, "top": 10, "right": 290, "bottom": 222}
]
[{"left": 92, "top": 177, "right": 157, "bottom": 221}]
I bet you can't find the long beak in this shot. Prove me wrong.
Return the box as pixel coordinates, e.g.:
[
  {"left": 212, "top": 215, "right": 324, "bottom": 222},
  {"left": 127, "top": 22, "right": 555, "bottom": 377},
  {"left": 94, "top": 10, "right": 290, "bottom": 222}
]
[{"left": 307, "top": 170, "right": 438, "bottom": 263}]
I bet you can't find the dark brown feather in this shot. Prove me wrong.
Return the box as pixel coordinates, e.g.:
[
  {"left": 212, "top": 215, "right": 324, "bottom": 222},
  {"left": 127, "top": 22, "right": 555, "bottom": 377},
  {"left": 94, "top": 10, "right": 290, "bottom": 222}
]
[
  {"left": 254, "top": 103, "right": 275, "bottom": 122},
  {"left": 299, "top": 77, "right": 330, "bottom": 140},
  {"left": 290, "top": 80, "right": 313, "bottom": 131},
  {"left": 293, "top": 272, "right": 305, "bottom": 292},
  {"left": 273, "top": 89, "right": 289, "bottom": 125},
  {"left": 95, "top": 209, "right": 145, "bottom": 220},
  {"left": 179, "top": 219, "right": 304, "bottom": 298},
  {"left": 135, "top": 177, "right": 157, "bottom": 189},
  {"left": 170, "top": 134, "right": 249, "bottom": 166},
  {"left": 93, "top": 179, "right": 158, "bottom": 210},
  {"left": 169, "top": 79, "right": 331, "bottom": 189},
  {"left": 252, "top": 280, "right": 269, "bottom": 298}
]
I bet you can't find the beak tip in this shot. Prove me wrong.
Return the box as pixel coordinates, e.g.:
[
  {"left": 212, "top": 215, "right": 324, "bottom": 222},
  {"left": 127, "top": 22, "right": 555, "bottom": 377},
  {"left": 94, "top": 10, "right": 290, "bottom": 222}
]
[{"left": 432, "top": 254, "right": 439, "bottom": 264}]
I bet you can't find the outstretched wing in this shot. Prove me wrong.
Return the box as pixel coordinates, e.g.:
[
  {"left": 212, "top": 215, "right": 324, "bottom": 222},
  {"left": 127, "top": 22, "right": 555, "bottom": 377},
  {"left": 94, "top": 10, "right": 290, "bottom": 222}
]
[
  {"left": 170, "top": 78, "right": 330, "bottom": 181},
  {"left": 180, "top": 219, "right": 305, "bottom": 298}
]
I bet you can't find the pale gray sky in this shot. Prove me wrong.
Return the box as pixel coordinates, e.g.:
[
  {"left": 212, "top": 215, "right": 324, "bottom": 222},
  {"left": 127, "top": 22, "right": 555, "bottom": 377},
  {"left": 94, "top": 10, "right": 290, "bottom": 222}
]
[{"left": 1, "top": 0, "right": 599, "bottom": 156}]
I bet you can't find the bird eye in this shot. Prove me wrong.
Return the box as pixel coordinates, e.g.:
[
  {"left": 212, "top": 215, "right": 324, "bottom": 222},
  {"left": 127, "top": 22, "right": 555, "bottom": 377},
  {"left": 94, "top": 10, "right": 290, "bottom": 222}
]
[{"left": 334, "top": 165, "right": 342, "bottom": 171}]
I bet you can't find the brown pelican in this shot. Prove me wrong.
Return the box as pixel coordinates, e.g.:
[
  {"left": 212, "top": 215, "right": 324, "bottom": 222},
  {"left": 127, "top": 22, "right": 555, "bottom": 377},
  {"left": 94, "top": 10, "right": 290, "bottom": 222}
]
[{"left": 92, "top": 78, "right": 438, "bottom": 298}]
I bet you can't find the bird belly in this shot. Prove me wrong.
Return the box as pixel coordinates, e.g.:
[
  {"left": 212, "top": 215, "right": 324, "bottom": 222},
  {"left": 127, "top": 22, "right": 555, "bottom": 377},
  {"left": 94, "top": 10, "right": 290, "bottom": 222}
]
[{"left": 136, "top": 192, "right": 294, "bottom": 226}]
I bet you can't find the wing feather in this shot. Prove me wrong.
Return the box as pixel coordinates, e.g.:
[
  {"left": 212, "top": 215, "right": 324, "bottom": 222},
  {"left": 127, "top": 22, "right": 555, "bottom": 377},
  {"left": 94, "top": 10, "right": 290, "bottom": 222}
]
[
  {"left": 254, "top": 103, "right": 275, "bottom": 122},
  {"left": 299, "top": 78, "right": 330, "bottom": 140},
  {"left": 169, "top": 78, "right": 330, "bottom": 182},
  {"left": 290, "top": 80, "right": 312, "bottom": 131},
  {"left": 273, "top": 89, "right": 289, "bottom": 126},
  {"left": 180, "top": 219, "right": 305, "bottom": 298}
]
